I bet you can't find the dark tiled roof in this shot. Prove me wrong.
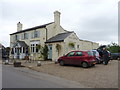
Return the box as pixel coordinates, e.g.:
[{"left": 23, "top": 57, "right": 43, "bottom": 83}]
[
  {"left": 45, "top": 32, "right": 73, "bottom": 43},
  {"left": 13, "top": 41, "right": 28, "bottom": 47},
  {"left": 10, "top": 22, "right": 54, "bottom": 35}
]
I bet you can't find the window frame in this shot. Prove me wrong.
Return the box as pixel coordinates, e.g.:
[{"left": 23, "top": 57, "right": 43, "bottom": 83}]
[
  {"left": 24, "top": 33, "right": 29, "bottom": 39},
  {"left": 75, "top": 51, "right": 83, "bottom": 56},
  {"left": 67, "top": 52, "right": 75, "bottom": 57}
]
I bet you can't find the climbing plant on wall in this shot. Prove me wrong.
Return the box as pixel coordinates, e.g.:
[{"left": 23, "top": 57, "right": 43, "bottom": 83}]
[
  {"left": 68, "top": 42, "right": 75, "bottom": 48},
  {"left": 56, "top": 44, "right": 61, "bottom": 56}
]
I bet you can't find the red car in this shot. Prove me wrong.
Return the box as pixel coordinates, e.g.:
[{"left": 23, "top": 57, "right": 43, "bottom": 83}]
[{"left": 58, "top": 51, "right": 96, "bottom": 68}]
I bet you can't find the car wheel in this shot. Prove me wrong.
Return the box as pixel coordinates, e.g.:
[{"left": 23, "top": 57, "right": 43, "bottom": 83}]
[
  {"left": 59, "top": 61, "right": 64, "bottom": 66},
  {"left": 82, "top": 62, "right": 88, "bottom": 68}
]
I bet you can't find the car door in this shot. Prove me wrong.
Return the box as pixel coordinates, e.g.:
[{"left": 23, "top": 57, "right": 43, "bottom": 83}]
[
  {"left": 63, "top": 52, "right": 75, "bottom": 64},
  {"left": 72, "top": 51, "right": 84, "bottom": 65}
]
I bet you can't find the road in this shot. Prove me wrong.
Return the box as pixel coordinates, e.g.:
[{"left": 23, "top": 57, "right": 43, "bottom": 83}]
[{"left": 2, "top": 64, "right": 86, "bottom": 88}]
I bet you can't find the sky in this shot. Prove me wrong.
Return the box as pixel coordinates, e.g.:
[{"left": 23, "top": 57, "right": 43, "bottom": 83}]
[{"left": 0, "top": 0, "right": 119, "bottom": 47}]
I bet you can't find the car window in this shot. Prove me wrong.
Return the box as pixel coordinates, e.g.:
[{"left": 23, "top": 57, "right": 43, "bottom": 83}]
[
  {"left": 75, "top": 52, "right": 82, "bottom": 56},
  {"left": 93, "top": 51, "right": 96, "bottom": 55},
  {"left": 87, "top": 51, "right": 94, "bottom": 56},
  {"left": 67, "top": 52, "right": 75, "bottom": 57}
]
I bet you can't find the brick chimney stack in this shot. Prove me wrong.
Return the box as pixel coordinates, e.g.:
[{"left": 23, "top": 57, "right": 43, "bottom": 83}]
[{"left": 54, "top": 11, "right": 61, "bottom": 26}]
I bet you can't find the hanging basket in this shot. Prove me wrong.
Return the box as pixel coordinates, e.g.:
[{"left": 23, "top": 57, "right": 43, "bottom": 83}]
[{"left": 69, "top": 42, "right": 75, "bottom": 48}]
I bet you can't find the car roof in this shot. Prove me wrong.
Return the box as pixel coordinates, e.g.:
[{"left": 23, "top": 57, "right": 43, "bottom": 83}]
[{"left": 69, "top": 50, "right": 89, "bottom": 52}]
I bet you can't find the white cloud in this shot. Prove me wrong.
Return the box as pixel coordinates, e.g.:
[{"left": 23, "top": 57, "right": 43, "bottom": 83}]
[{"left": 1, "top": 0, "right": 119, "bottom": 47}]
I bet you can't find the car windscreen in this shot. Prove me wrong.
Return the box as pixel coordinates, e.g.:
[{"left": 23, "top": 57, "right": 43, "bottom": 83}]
[{"left": 92, "top": 51, "right": 99, "bottom": 56}]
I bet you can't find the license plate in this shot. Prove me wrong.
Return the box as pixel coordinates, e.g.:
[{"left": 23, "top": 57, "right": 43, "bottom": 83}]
[{"left": 93, "top": 62, "right": 96, "bottom": 64}]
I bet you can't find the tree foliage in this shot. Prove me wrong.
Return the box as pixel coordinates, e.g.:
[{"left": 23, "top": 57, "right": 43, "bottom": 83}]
[
  {"left": 69, "top": 42, "right": 75, "bottom": 48},
  {"left": 36, "top": 44, "right": 48, "bottom": 60},
  {"left": 107, "top": 43, "right": 120, "bottom": 53}
]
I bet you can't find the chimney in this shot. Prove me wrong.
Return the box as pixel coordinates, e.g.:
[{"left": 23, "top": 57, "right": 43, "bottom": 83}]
[
  {"left": 17, "top": 22, "right": 23, "bottom": 31},
  {"left": 54, "top": 11, "right": 61, "bottom": 26}
]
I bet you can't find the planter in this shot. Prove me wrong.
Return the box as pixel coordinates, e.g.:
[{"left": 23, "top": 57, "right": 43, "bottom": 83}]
[
  {"left": 37, "top": 61, "right": 41, "bottom": 66},
  {"left": 4, "top": 60, "right": 9, "bottom": 65},
  {"left": 14, "top": 62, "right": 21, "bottom": 67},
  {"left": 25, "top": 56, "right": 29, "bottom": 60}
]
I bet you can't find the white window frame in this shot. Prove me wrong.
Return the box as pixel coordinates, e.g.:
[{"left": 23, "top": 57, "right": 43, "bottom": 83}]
[{"left": 30, "top": 41, "right": 40, "bottom": 53}]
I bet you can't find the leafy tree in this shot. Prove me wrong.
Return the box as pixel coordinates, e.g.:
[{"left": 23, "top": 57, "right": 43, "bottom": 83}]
[
  {"left": 107, "top": 43, "right": 120, "bottom": 53},
  {"left": 36, "top": 44, "right": 48, "bottom": 60}
]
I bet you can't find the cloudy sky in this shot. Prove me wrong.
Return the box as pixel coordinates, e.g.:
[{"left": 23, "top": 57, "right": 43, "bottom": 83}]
[{"left": 0, "top": 0, "right": 118, "bottom": 47}]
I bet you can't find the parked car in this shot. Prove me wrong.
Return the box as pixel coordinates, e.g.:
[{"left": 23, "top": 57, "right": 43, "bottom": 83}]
[
  {"left": 110, "top": 53, "right": 120, "bottom": 60},
  {"left": 58, "top": 51, "right": 96, "bottom": 68},
  {"left": 91, "top": 49, "right": 102, "bottom": 64}
]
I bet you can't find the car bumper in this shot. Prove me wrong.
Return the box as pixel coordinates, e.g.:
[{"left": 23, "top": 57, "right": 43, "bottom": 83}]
[{"left": 89, "top": 60, "right": 96, "bottom": 66}]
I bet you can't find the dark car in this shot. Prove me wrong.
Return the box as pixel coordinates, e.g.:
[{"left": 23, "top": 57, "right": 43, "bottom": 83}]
[
  {"left": 58, "top": 51, "right": 96, "bottom": 68},
  {"left": 110, "top": 53, "right": 120, "bottom": 60}
]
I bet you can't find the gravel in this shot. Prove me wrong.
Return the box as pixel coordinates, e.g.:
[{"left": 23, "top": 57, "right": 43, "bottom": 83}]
[{"left": 29, "top": 60, "right": 118, "bottom": 88}]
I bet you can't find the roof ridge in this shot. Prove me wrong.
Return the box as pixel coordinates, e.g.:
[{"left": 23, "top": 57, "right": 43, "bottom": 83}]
[
  {"left": 45, "top": 32, "right": 73, "bottom": 43},
  {"left": 25, "top": 22, "right": 54, "bottom": 30},
  {"left": 10, "top": 22, "right": 54, "bottom": 35},
  {"left": 57, "top": 31, "right": 73, "bottom": 35}
]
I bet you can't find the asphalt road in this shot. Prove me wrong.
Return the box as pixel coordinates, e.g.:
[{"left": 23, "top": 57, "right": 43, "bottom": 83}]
[{"left": 2, "top": 64, "right": 86, "bottom": 88}]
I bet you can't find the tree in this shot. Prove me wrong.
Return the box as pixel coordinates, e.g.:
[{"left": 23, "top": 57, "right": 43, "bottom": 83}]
[
  {"left": 107, "top": 43, "right": 120, "bottom": 53},
  {"left": 36, "top": 44, "right": 48, "bottom": 60}
]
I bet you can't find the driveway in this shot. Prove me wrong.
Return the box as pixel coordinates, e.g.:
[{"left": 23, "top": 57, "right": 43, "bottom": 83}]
[{"left": 28, "top": 60, "right": 118, "bottom": 88}]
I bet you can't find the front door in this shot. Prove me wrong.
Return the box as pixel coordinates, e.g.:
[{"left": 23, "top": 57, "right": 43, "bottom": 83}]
[{"left": 48, "top": 45, "right": 52, "bottom": 60}]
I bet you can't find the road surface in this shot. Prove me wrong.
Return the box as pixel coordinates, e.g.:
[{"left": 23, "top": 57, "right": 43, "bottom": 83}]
[{"left": 2, "top": 65, "right": 86, "bottom": 88}]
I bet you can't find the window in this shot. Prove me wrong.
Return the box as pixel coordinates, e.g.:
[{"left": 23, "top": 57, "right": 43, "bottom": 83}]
[
  {"left": 36, "top": 44, "right": 38, "bottom": 52},
  {"left": 15, "top": 48, "right": 17, "bottom": 53},
  {"left": 77, "top": 45, "right": 79, "bottom": 49},
  {"left": 31, "top": 32, "right": 34, "bottom": 39},
  {"left": 24, "top": 33, "right": 29, "bottom": 39},
  {"left": 33, "top": 44, "right": 35, "bottom": 53},
  {"left": 67, "top": 52, "right": 75, "bottom": 57},
  {"left": 15, "top": 35, "right": 19, "bottom": 40},
  {"left": 34, "top": 30, "right": 40, "bottom": 38},
  {"left": 75, "top": 52, "right": 82, "bottom": 56},
  {"left": 31, "top": 44, "right": 38, "bottom": 53},
  {"left": 21, "top": 34, "right": 24, "bottom": 40},
  {"left": 26, "top": 47, "right": 29, "bottom": 54},
  {"left": 23, "top": 47, "right": 25, "bottom": 53},
  {"left": 20, "top": 47, "right": 22, "bottom": 53},
  {"left": 87, "top": 51, "right": 94, "bottom": 56},
  {"left": 31, "top": 44, "right": 34, "bottom": 53},
  {"left": 21, "top": 33, "right": 29, "bottom": 39},
  {"left": 34, "top": 31, "right": 38, "bottom": 38},
  {"left": 31, "top": 30, "right": 40, "bottom": 39}
]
